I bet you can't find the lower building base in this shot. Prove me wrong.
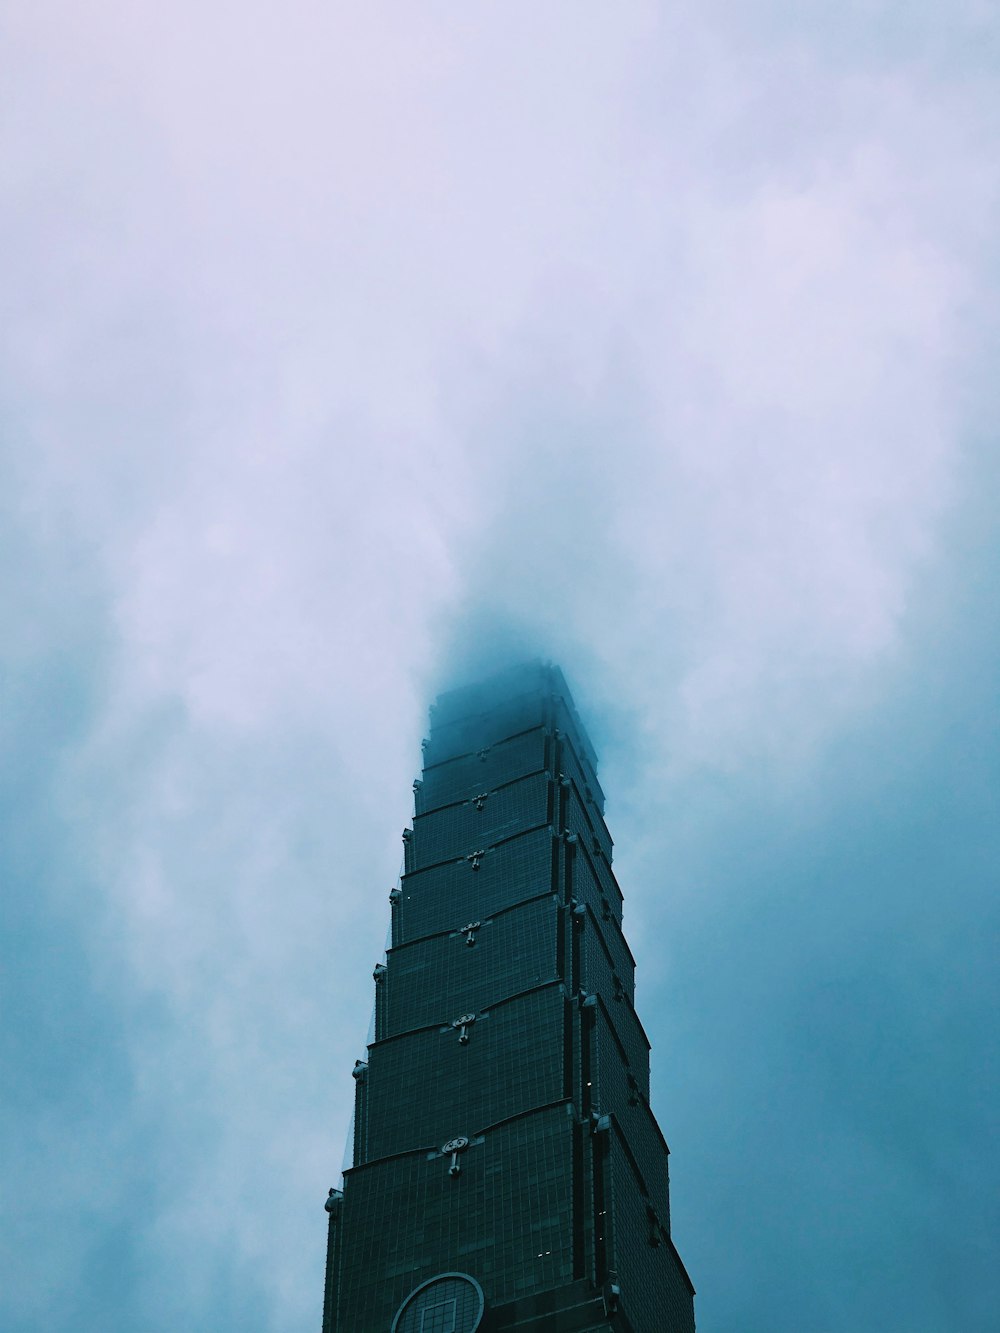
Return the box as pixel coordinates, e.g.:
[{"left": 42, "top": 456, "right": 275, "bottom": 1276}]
[{"left": 490, "top": 1278, "right": 639, "bottom": 1333}]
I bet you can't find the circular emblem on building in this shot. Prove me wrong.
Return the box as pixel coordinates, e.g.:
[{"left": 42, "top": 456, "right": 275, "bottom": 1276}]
[
  {"left": 391, "top": 1273, "right": 485, "bottom": 1333},
  {"left": 441, "top": 1136, "right": 469, "bottom": 1155}
]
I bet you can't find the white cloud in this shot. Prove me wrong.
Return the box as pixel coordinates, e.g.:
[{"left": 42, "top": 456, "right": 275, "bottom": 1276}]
[{"left": 2, "top": 4, "right": 998, "bottom": 1330}]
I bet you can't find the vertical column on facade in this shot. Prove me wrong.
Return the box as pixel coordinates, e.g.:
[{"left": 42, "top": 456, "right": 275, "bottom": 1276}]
[
  {"left": 553, "top": 703, "right": 638, "bottom": 1310},
  {"left": 578, "top": 987, "right": 598, "bottom": 1286},
  {"left": 372, "top": 961, "right": 388, "bottom": 1043},
  {"left": 350, "top": 1057, "right": 368, "bottom": 1166},
  {"left": 322, "top": 1188, "right": 343, "bottom": 1333},
  {"left": 592, "top": 1108, "right": 613, "bottom": 1290},
  {"left": 554, "top": 728, "right": 603, "bottom": 1297},
  {"left": 388, "top": 882, "right": 403, "bottom": 949}
]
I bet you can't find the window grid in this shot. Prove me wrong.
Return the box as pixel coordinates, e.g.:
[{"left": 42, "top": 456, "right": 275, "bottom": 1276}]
[
  {"left": 398, "top": 828, "right": 557, "bottom": 943},
  {"left": 419, "top": 1298, "right": 455, "bottom": 1333},
  {"left": 362, "top": 987, "right": 569, "bottom": 1161},
  {"left": 337, "top": 1106, "right": 576, "bottom": 1330},
  {"left": 386, "top": 896, "right": 560, "bottom": 1036},
  {"left": 607, "top": 1131, "right": 693, "bottom": 1333},
  {"left": 410, "top": 773, "right": 551, "bottom": 872},
  {"left": 423, "top": 691, "right": 547, "bottom": 767}
]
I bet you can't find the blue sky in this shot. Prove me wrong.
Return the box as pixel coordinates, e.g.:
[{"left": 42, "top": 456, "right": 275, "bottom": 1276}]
[{"left": 2, "top": 4, "right": 998, "bottom": 1331}]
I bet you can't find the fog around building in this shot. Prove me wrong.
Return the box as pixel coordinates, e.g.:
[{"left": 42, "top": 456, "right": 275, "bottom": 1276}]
[{"left": 2, "top": 4, "right": 998, "bottom": 1331}]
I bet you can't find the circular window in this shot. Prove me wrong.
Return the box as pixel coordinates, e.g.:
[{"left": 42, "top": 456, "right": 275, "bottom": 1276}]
[{"left": 391, "top": 1272, "right": 485, "bottom": 1333}]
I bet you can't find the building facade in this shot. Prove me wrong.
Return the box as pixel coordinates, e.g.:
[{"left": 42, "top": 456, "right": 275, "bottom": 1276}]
[{"left": 323, "top": 663, "right": 695, "bottom": 1332}]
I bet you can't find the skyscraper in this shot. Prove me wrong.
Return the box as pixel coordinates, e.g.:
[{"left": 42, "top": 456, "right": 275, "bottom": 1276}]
[{"left": 323, "top": 663, "right": 695, "bottom": 1332}]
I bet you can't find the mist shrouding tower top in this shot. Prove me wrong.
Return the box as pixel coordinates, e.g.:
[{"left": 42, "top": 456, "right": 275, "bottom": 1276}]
[{"left": 323, "top": 659, "right": 696, "bottom": 1332}]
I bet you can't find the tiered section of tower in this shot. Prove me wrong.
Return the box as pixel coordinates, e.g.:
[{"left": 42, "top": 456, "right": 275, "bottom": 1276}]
[{"left": 323, "top": 663, "right": 695, "bottom": 1333}]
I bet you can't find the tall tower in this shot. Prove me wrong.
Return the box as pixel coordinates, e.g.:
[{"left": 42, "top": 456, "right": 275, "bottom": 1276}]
[{"left": 323, "top": 663, "right": 695, "bottom": 1333}]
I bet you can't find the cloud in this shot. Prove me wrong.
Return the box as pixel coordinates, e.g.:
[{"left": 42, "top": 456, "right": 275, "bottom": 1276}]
[{"left": 1, "top": 4, "right": 998, "bottom": 1331}]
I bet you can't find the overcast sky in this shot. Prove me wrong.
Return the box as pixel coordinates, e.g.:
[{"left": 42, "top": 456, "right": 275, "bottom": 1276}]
[{"left": 2, "top": 4, "right": 998, "bottom": 1332}]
